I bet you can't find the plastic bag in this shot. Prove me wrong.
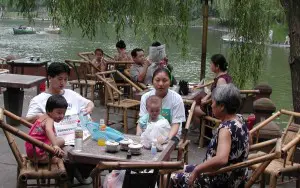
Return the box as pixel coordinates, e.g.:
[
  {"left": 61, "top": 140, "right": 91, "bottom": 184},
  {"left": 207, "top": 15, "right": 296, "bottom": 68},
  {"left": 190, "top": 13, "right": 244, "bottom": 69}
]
[
  {"left": 141, "top": 119, "right": 171, "bottom": 148},
  {"left": 103, "top": 170, "right": 125, "bottom": 188},
  {"left": 85, "top": 122, "right": 124, "bottom": 142}
]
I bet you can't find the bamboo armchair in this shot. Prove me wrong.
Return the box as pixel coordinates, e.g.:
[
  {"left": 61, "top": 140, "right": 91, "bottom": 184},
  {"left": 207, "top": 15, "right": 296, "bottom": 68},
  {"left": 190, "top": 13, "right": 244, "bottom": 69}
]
[
  {"left": 0, "top": 108, "right": 68, "bottom": 188},
  {"left": 78, "top": 51, "right": 114, "bottom": 61},
  {"left": 90, "top": 161, "right": 183, "bottom": 188},
  {"left": 96, "top": 70, "right": 142, "bottom": 133},
  {"left": 105, "top": 60, "right": 135, "bottom": 98},
  {"left": 249, "top": 109, "right": 300, "bottom": 188},
  {"left": 65, "top": 59, "right": 102, "bottom": 103},
  {"left": 202, "top": 138, "right": 282, "bottom": 188},
  {"left": 176, "top": 101, "right": 196, "bottom": 164},
  {"left": 124, "top": 68, "right": 148, "bottom": 90}
]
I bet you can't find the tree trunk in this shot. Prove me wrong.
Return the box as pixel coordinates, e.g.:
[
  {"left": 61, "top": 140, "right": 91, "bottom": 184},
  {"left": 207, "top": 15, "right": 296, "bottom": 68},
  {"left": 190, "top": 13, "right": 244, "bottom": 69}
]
[
  {"left": 200, "top": 0, "right": 209, "bottom": 81},
  {"left": 281, "top": 0, "right": 300, "bottom": 123}
]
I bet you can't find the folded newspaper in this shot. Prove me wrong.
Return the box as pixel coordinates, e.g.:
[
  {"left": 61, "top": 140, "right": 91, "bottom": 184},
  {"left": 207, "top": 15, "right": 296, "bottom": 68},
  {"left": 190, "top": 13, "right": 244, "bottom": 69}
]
[
  {"left": 148, "top": 44, "right": 166, "bottom": 63},
  {"left": 54, "top": 114, "right": 91, "bottom": 145}
]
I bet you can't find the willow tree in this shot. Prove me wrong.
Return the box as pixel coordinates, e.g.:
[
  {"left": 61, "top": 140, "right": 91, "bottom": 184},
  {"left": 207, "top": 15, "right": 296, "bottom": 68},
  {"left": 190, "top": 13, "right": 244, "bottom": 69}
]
[{"left": 9, "top": 0, "right": 300, "bottom": 114}]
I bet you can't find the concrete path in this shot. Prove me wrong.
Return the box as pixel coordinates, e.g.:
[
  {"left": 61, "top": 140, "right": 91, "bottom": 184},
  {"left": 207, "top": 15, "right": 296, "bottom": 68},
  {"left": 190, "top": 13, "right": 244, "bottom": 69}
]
[{"left": 0, "top": 87, "right": 295, "bottom": 187}]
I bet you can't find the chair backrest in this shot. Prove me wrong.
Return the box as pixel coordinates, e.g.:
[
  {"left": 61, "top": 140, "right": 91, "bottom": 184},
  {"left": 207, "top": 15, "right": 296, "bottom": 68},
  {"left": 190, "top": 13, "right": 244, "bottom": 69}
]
[
  {"left": 78, "top": 51, "right": 114, "bottom": 61},
  {"left": 182, "top": 101, "right": 196, "bottom": 141},
  {"left": 96, "top": 70, "right": 143, "bottom": 99},
  {"left": 65, "top": 59, "right": 92, "bottom": 81},
  {"left": 0, "top": 108, "right": 59, "bottom": 168},
  {"left": 90, "top": 161, "right": 183, "bottom": 188},
  {"left": 124, "top": 68, "right": 147, "bottom": 90},
  {"left": 250, "top": 109, "right": 300, "bottom": 163}
]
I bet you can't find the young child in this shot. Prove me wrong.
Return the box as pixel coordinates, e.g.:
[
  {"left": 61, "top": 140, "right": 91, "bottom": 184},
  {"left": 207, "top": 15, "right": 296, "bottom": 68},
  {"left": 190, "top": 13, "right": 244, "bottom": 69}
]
[
  {"left": 25, "top": 95, "right": 67, "bottom": 163},
  {"left": 137, "top": 95, "right": 171, "bottom": 145},
  {"left": 91, "top": 48, "right": 107, "bottom": 73}
]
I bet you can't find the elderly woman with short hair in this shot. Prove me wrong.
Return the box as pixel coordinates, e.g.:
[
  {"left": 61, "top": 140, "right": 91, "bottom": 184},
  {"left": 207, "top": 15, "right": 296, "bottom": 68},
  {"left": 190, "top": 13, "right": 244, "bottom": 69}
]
[{"left": 171, "top": 84, "right": 249, "bottom": 188}]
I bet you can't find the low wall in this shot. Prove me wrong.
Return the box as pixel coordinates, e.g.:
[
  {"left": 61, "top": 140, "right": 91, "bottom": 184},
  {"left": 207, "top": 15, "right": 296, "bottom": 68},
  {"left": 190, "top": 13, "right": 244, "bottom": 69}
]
[{"left": 2, "top": 64, "right": 78, "bottom": 80}]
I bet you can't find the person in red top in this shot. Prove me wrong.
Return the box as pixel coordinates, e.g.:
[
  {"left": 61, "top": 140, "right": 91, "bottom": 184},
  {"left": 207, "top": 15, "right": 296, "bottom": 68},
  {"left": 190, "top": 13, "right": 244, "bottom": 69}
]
[
  {"left": 192, "top": 54, "right": 232, "bottom": 130},
  {"left": 25, "top": 94, "right": 67, "bottom": 163}
]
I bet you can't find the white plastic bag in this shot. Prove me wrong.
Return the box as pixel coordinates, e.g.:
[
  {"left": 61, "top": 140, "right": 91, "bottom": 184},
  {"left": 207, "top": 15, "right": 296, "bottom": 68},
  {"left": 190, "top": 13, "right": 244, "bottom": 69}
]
[
  {"left": 141, "top": 119, "right": 171, "bottom": 148},
  {"left": 103, "top": 170, "right": 126, "bottom": 188}
]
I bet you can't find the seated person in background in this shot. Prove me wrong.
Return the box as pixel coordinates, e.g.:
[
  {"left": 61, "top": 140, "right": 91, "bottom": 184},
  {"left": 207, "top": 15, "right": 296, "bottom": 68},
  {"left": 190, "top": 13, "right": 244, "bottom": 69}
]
[
  {"left": 114, "top": 40, "right": 132, "bottom": 62},
  {"left": 25, "top": 95, "right": 66, "bottom": 163},
  {"left": 91, "top": 48, "right": 107, "bottom": 73},
  {"left": 130, "top": 48, "right": 154, "bottom": 85},
  {"left": 137, "top": 96, "right": 171, "bottom": 144},
  {"left": 149, "top": 41, "right": 177, "bottom": 86},
  {"left": 171, "top": 84, "right": 249, "bottom": 188},
  {"left": 193, "top": 54, "right": 232, "bottom": 129},
  {"left": 114, "top": 40, "right": 132, "bottom": 72}
]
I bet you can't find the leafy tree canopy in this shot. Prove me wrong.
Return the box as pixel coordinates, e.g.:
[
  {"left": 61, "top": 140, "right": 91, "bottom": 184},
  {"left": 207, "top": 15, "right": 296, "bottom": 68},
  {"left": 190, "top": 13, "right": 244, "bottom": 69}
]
[{"left": 9, "top": 0, "right": 284, "bottom": 88}]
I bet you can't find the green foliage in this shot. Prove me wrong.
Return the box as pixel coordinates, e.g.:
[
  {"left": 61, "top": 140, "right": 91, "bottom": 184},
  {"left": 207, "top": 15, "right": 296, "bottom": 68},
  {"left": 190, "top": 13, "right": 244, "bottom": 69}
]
[
  {"left": 7, "top": 0, "right": 286, "bottom": 88},
  {"left": 223, "top": 0, "right": 275, "bottom": 88}
]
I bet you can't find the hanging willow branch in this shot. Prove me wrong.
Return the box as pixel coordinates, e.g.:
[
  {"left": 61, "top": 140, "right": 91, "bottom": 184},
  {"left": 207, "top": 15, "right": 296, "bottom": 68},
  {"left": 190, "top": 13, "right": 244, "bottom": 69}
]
[
  {"left": 225, "top": 0, "right": 275, "bottom": 88},
  {"left": 8, "top": 0, "right": 283, "bottom": 87}
]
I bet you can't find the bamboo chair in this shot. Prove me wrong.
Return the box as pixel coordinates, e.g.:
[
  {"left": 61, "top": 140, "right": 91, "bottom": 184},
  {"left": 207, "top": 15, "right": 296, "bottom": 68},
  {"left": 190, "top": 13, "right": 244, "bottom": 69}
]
[
  {"left": 202, "top": 138, "right": 282, "bottom": 188},
  {"left": 78, "top": 51, "right": 114, "bottom": 61},
  {"left": 249, "top": 109, "right": 300, "bottom": 188},
  {"left": 105, "top": 61, "right": 135, "bottom": 98},
  {"left": 0, "top": 108, "right": 68, "bottom": 188},
  {"left": 90, "top": 161, "right": 183, "bottom": 188},
  {"left": 198, "top": 89, "right": 260, "bottom": 148},
  {"left": 65, "top": 59, "right": 102, "bottom": 103},
  {"left": 96, "top": 70, "right": 143, "bottom": 133},
  {"left": 175, "top": 101, "right": 196, "bottom": 164},
  {"left": 124, "top": 68, "right": 148, "bottom": 90}
]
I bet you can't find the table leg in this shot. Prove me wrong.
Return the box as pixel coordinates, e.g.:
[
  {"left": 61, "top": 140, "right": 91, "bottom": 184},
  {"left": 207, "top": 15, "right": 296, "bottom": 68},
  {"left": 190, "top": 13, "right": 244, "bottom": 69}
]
[
  {"left": 3, "top": 88, "right": 24, "bottom": 126},
  {"left": 10, "top": 65, "right": 15, "bottom": 74}
]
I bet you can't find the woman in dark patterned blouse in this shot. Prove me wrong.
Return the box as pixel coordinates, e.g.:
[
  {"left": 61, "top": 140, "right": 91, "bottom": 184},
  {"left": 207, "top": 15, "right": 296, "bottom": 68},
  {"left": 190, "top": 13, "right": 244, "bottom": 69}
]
[
  {"left": 171, "top": 84, "right": 250, "bottom": 188},
  {"left": 192, "top": 54, "right": 232, "bottom": 129}
]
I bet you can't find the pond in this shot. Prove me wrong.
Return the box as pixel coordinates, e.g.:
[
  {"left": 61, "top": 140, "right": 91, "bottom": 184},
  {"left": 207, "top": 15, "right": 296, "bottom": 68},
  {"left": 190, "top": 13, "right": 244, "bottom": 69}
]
[{"left": 0, "top": 19, "right": 292, "bottom": 116}]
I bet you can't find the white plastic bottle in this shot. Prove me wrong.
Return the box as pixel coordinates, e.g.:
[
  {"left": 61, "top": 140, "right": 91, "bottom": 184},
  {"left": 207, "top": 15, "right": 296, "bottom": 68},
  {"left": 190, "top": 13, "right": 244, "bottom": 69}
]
[
  {"left": 151, "top": 139, "right": 157, "bottom": 156},
  {"left": 74, "top": 120, "right": 83, "bottom": 152}
]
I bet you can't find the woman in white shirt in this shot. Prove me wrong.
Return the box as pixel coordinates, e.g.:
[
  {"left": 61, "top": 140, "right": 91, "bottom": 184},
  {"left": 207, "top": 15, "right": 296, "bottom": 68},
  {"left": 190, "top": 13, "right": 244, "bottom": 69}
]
[
  {"left": 26, "top": 62, "right": 94, "bottom": 122},
  {"left": 138, "top": 67, "right": 186, "bottom": 144}
]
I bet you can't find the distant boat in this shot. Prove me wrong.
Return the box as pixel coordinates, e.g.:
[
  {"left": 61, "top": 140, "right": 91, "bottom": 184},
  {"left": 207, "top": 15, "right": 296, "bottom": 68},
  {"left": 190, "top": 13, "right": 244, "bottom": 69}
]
[
  {"left": 221, "top": 33, "right": 245, "bottom": 43},
  {"left": 13, "top": 26, "right": 36, "bottom": 35},
  {"left": 44, "top": 25, "right": 61, "bottom": 34},
  {"left": 221, "top": 31, "right": 290, "bottom": 48}
]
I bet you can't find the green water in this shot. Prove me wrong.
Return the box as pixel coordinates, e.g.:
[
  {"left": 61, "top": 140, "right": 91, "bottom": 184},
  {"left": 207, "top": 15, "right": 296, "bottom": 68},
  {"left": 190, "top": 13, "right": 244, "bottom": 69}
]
[{"left": 0, "top": 19, "right": 292, "bottom": 114}]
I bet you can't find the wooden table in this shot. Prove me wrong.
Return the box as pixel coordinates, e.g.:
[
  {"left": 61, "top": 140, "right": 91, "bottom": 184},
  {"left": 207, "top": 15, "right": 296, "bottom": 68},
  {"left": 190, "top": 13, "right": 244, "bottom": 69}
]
[
  {"left": 68, "top": 134, "right": 175, "bottom": 165},
  {"left": 0, "top": 74, "right": 46, "bottom": 126},
  {"left": 66, "top": 134, "right": 175, "bottom": 180},
  {"left": 7, "top": 57, "right": 50, "bottom": 89}
]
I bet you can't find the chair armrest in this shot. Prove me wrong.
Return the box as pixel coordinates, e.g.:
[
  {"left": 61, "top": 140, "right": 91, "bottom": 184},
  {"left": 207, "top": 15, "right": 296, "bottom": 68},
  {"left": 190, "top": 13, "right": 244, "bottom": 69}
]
[
  {"left": 205, "top": 139, "right": 281, "bottom": 176},
  {"left": 281, "top": 134, "right": 300, "bottom": 154},
  {"left": 249, "top": 138, "right": 277, "bottom": 152},
  {"left": 250, "top": 111, "right": 281, "bottom": 135}
]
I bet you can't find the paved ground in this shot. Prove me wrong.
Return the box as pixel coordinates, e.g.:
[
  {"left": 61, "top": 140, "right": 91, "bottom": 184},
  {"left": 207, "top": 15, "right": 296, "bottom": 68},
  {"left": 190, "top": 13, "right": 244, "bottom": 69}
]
[{"left": 0, "top": 86, "right": 295, "bottom": 187}]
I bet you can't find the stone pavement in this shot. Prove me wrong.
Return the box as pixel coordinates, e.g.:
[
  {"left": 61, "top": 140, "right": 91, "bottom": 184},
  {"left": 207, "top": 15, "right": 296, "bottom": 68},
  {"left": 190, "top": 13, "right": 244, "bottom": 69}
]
[{"left": 0, "top": 87, "right": 295, "bottom": 187}]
